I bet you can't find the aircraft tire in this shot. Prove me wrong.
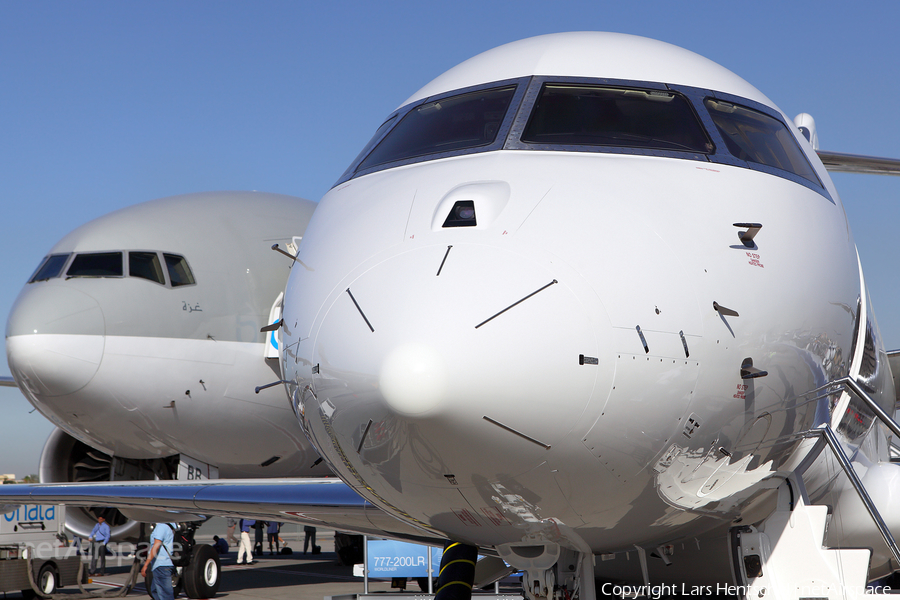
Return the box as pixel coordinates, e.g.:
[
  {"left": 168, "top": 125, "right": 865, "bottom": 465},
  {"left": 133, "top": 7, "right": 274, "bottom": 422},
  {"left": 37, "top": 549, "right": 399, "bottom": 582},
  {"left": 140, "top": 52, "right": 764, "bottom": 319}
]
[{"left": 183, "top": 544, "right": 220, "bottom": 598}]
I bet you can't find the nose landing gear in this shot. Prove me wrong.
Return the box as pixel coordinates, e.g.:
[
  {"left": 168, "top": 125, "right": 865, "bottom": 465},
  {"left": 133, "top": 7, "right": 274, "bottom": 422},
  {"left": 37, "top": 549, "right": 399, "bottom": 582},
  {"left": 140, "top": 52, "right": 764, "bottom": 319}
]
[{"left": 498, "top": 542, "right": 595, "bottom": 600}]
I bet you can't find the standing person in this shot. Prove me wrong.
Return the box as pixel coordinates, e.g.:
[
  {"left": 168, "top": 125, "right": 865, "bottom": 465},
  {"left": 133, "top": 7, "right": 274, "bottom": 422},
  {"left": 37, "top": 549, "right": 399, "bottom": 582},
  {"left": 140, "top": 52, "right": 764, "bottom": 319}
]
[
  {"left": 237, "top": 519, "right": 255, "bottom": 565},
  {"left": 254, "top": 520, "right": 265, "bottom": 556},
  {"left": 226, "top": 517, "right": 238, "bottom": 547},
  {"left": 141, "top": 522, "right": 175, "bottom": 600},
  {"left": 88, "top": 515, "right": 110, "bottom": 576},
  {"left": 267, "top": 521, "right": 280, "bottom": 555},
  {"left": 303, "top": 526, "right": 316, "bottom": 555}
]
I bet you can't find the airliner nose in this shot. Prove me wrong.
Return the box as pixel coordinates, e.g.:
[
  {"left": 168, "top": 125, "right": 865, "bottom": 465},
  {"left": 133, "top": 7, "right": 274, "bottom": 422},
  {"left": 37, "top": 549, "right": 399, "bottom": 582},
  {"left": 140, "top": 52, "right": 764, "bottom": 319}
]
[
  {"left": 6, "top": 284, "right": 105, "bottom": 397},
  {"left": 307, "top": 243, "right": 608, "bottom": 454}
]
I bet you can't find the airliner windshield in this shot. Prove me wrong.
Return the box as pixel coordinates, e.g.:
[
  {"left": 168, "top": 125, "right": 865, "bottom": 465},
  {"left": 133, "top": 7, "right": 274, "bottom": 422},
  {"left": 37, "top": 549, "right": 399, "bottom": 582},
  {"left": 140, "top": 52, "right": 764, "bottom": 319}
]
[
  {"left": 705, "top": 98, "right": 820, "bottom": 185},
  {"left": 356, "top": 85, "right": 517, "bottom": 172},
  {"left": 28, "top": 253, "right": 71, "bottom": 283},
  {"left": 340, "top": 76, "right": 827, "bottom": 198},
  {"left": 67, "top": 252, "right": 123, "bottom": 277},
  {"left": 522, "top": 84, "right": 712, "bottom": 152},
  {"left": 28, "top": 251, "right": 195, "bottom": 288}
]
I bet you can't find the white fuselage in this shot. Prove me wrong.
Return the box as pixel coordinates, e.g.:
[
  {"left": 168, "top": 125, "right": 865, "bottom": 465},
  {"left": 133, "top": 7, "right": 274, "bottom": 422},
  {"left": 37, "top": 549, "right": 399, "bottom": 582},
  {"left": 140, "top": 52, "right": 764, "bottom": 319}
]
[
  {"left": 283, "top": 150, "right": 860, "bottom": 549},
  {"left": 9, "top": 331, "right": 313, "bottom": 477},
  {"left": 279, "top": 33, "right": 892, "bottom": 563}
]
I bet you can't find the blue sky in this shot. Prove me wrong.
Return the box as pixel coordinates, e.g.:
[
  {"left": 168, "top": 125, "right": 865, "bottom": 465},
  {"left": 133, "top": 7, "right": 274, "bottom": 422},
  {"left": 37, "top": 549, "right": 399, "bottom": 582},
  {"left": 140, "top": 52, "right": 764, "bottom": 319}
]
[{"left": 2, "top": 1, "right": 899, "bottom": 477}]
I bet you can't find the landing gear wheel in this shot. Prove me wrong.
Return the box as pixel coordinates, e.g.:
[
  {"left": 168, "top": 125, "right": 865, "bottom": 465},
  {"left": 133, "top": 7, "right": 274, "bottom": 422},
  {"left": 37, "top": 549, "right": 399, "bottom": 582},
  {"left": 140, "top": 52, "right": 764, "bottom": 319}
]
[
  {"left": 22, "top": 562, "right": 59, "bottom": 598},
  {"left": 145, "top": 567, "right": 183, "bottom": 599},
  {"left": 183, "top": 544, "right": 220, "bottom": 598}
]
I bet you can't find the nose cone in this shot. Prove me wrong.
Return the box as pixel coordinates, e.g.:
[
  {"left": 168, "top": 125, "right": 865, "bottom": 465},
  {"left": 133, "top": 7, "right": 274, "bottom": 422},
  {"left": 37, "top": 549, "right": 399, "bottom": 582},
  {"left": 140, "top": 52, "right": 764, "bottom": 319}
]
[
  {"left": 306, "top": 243, "right": 606, "bottom": 459},
  {"left": 6, "top": 284, "right": 105, "bottom": 397}
]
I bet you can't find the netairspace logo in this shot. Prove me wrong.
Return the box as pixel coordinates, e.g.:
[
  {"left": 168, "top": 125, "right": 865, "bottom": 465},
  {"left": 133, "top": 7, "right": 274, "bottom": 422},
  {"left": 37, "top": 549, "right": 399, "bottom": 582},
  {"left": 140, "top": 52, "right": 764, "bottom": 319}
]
[{"left": 15, "top": 541, "right": 186, "bottom": 564}]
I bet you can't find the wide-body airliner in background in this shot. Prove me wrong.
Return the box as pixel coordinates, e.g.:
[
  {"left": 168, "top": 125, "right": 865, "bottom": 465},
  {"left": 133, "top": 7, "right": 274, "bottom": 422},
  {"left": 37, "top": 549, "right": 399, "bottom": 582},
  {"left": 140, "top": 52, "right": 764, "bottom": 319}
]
[
  {"left": 5, "top": 32, "right": 900, "bottom": 600},
  {"left": 3, "top": 191, "right": 331, "bottom": 543}
]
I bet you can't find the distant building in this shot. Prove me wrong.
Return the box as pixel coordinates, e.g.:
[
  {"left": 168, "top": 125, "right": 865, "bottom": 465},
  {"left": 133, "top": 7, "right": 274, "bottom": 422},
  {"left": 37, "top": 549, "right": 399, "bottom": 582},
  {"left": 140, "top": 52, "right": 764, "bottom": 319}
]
[{"left": 0, "top": 474, "right": 16, "bottom": 484}]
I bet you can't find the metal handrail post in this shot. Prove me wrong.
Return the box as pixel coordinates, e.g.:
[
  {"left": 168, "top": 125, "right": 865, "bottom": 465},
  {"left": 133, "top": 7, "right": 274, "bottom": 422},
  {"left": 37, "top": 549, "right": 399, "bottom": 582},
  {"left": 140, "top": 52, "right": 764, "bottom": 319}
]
[
  {"left": 842, "top": 377, "right": 900, "bottom": 439},
  {"left": 364, "top": 535, "right": 369, "bottom": 594},
  {"left": 808, "top": 376, "right": 900, "bottom": 439}
]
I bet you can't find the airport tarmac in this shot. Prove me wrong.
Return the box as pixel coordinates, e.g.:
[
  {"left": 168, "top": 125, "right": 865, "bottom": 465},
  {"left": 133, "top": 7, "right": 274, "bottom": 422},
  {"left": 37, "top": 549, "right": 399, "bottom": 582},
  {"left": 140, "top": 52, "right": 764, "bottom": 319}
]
[
  {"left": 68, "top": 549, "right": 397, "bottom": 600},
  {"left": 30, "top": 526, "right": 394, "bottom": 599},
  {"left": 14, "top": 523, "right": 524, "bottom": 600}
]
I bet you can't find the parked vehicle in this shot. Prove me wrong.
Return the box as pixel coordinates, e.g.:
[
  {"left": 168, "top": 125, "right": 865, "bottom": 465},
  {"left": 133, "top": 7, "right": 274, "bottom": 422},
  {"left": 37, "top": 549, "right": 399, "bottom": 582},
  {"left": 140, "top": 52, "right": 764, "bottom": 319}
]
[{"left": 0, "top": 504, "right": 82, "bottom": 597}]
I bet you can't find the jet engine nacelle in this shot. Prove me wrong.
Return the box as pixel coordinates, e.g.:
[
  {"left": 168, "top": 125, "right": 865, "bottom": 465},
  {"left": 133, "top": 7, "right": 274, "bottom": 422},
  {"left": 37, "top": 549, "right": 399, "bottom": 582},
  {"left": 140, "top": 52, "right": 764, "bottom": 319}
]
[{"left": 39, "top": 428, "right": 177, "bottom": 542}]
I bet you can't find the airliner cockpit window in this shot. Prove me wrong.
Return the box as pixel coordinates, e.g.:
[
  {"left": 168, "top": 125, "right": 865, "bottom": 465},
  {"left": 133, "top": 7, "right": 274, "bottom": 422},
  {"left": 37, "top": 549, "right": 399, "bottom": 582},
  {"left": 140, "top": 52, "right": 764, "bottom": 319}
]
[
  {"left": 704, "top": 99, "right": 820, "bottom": 185},
  {"left": 521, "top": 85, "right": 712, "bottom": 153},
  {"left": 66, "top": 252, "right": 123, "bottom": 278},
  {"left": 129, "top": 252, "right": 165, "bottom": 285},
  {"left": 355, "top": 85, "right": 517, "bottom": 171},
  {"left": 28, "top": 253, "right": 71, "bottom": 283},
  {"left": 164, "top": 254, "right": 195, "bottom": 287}
]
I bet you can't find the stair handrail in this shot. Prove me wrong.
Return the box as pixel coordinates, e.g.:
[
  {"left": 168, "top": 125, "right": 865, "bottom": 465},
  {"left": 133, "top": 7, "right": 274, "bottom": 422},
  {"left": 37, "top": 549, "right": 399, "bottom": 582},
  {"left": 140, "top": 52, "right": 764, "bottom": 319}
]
[{"left": 800, "top": 376, "right": 900, "bottom": 565}]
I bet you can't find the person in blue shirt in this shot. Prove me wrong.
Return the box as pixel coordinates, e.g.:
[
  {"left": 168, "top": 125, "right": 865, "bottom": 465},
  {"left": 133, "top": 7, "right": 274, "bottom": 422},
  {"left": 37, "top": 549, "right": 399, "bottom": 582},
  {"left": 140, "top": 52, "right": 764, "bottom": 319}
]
[
  {"left": 141, "top": 522, "right": 175, "bottom": 600},
  {"left": 212, "top": 535, "right": 229, "bottom": 554},
  {"left": 88, "top": 516, "right": 110, "bottom": 576},
  {"left": 237, "top": 519, "right": 255, "bottom": 564}
]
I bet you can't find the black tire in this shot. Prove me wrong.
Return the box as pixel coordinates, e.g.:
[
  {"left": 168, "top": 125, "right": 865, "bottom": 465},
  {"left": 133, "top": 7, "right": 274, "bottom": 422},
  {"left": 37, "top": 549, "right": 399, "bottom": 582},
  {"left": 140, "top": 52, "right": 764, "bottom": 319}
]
[
  {"left": 183, "top": 544, "right": 220, "bottom": 598},
  {"left": 22, "top": 562, "right": 58, "bottom": 599},
  {"left": 145, "top": 566, "right": 183, "bottom": 599}
]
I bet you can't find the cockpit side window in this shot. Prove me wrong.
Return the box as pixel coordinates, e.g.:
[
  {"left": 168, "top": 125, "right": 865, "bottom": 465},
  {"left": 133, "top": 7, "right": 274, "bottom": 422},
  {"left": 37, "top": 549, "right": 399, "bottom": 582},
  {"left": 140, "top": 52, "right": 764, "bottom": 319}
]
[
  {"left": 355, "top": 85, "right": 517, "bottom": 172},
  {"left": 164, "top": 254, "right": 195, "bottom": 287},
  {"left": 704, "top": 99, "right": 821, "bottom": 186},
  {"left": 521, "top": 84, "right": 713, "bottom": 153},
  {"left": 66, "top": 252, "right": 123, "bottom": 278},
  {"left": 337, "top": 115, "right": 399, "bottom": 183},
  {"left": 129, "top": 252, "right": 166, "bottom": 285},
  {"left": 28, "top": 253, "right": 71, "bottom": 283}
]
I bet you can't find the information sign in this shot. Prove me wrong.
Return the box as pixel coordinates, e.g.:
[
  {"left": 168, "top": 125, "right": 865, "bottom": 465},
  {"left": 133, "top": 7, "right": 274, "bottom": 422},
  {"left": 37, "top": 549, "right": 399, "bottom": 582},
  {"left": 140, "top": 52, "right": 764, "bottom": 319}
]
[{"left": 366, "top": 540, "right": 443, "bottom": 578}]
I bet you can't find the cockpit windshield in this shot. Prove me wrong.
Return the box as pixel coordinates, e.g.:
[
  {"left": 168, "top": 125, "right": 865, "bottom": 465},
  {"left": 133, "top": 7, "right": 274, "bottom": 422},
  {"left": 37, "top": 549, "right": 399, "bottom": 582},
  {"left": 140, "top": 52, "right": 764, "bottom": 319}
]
[
  {"left": 704, "top": 99, "right": 820, "bottom": 185},
  {"left": 28, "top": 254, "right": 71, "bottom": 283},
  {"left": 522, "top": 84, "right": 712, "bottom": 153},
  {"left": 130, "top": 252, "right": 165, "bottom": 284},
  {"left": 355, "top": 85, "right": 517, "bottom": 172},
  {"left": 67, "top": 252, "right": 123, "bottom": 278},
  {"left": 27, "top": 250, "right": 195, "bottom": 288},
  {"left": 164, "top": 254, "right": 195, "bottom": 287},
  {"left": 339, "top": 76, "right": 828, "bottom": 199}
]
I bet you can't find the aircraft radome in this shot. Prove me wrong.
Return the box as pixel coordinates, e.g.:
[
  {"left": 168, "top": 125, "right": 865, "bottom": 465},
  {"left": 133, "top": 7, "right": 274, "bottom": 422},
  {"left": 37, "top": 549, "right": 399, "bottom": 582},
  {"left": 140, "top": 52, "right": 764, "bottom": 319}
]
[
  {"left": 6, "top": 32, "right": 900, "bottom": 600},
  {"left": 3, "top": 191, "right": 331, "bottom": 542}
]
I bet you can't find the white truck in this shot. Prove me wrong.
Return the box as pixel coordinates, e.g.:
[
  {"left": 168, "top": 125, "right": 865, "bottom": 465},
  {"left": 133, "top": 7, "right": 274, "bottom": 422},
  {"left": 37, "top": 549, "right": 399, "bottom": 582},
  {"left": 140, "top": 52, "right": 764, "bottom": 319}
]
[{"left": 1, "top": 503, "right": 82, "bottom": 597}]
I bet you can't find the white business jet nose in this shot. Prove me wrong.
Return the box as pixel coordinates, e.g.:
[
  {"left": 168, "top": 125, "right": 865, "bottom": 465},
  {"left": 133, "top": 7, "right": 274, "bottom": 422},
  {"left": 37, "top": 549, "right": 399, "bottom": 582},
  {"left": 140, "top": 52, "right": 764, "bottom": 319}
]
[
  {"left": 6, "top": 284, "right": 105, "bottom": 397},
  {"left": 308, "top": 242, "right": 608, "bottom": 476}
]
